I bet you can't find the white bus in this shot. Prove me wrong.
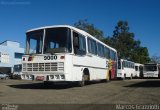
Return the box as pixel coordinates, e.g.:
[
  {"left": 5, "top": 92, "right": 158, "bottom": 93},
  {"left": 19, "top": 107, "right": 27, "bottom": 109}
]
[
  {"left": 13, "top": 64, "right": 22, "bottom": 79},
  {"left": 143, "top": 63, "right": 160, "bottom": 78},
  {"left": 21, "top": 25, "right": 118, "bottom": 86},
  {"left": 117, "top": 59, "right": 135, "bottom": 79},
  {"left": 134, "top": 63, "right": 143, "bottom": 78}
]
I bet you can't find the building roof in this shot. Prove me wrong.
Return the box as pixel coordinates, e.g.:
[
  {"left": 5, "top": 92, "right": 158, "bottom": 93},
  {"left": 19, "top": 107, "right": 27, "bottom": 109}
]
[
  {"left": 0, "top": 40, "right": 20, "bottom": 48},
  {"left": 0, "top": 40, "right": 19, "bottom": 45}
]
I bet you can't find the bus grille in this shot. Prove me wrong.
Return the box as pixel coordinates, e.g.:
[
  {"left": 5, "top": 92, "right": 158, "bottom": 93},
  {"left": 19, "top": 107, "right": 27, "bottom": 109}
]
[{"left": 22, "top": 62, "right": 64, "bottom": 72}]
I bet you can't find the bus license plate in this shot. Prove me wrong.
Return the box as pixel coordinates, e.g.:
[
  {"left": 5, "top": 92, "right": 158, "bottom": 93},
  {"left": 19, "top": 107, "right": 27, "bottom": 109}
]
[{"left": 36, "top": 76, "right": 44, "bottom": 81}]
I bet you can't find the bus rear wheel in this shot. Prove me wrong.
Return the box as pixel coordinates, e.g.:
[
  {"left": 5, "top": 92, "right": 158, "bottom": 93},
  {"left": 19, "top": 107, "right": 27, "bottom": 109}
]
[{"left": 140, "top": 73, "right": 143, "bottom": 79}]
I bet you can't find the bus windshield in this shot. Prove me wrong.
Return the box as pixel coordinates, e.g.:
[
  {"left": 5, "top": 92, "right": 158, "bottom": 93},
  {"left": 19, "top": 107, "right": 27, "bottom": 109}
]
[
  {"left": 144, "top": 65, "right": 157, "bottom": 71},
  {"left": 44, "top": 27, "right": 71, "bottom": 54},
  {"left": 26, "top": 27, "right": 71, "bottom": 54},
  {"left": 14, "top": 64, "right": 22, "bottom": 72},
  {"left": 26, "top": 29, "right": 43, "bottom": 54}
]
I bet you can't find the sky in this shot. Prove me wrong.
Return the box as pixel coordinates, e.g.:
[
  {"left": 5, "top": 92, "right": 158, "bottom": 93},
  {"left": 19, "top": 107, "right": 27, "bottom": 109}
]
[{"left": 0, "top": 0, "right": 160, "bottom": 57}]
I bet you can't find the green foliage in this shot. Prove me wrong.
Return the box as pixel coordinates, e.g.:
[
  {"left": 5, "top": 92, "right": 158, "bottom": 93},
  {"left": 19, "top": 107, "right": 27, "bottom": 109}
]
[
  {"left": 108, "top": 20, "right": 150, "bottom": 64},
  {"left": 131, "top": 47, "right": 151, "bottom": 64},
  {"left": 74, "top": 19, "right": 103, "bottom": 39}
]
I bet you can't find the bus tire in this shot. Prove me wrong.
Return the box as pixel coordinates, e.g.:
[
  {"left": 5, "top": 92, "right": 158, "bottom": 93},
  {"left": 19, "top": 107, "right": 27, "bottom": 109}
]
[
  {"left": 108, "top": 71, "right": 112, "bottom": 81},
  {"left": 130, "top": 74, "right": 133, "bottom": 80},
  {"left": 84, "top": 68, "right": 90, "bottom": 84},
  {"left": 5, "top": 76, "right": 9, "bottom": 80},
  {"left": 140, "top": 73, "right": 143, "bottom": 79},
  {"left": 77, "top": 75, "right": 85, "bottom": 87},
  {"left": 77, "top": 68, "right": 90, "bottom": 87},
  {"left": 123, "top": 74, "right": 126, "bottom": 80}
]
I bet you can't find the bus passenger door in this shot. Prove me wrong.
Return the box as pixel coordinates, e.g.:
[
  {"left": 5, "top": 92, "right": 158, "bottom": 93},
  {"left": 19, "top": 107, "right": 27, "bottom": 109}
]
[{"left": 72, "top": 31, "right": 87, "bottom": 80}]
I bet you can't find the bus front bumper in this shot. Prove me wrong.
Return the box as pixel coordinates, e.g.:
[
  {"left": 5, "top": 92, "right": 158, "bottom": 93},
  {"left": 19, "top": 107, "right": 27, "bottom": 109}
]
[
  {"left": 21, "top": 74, "right": 66, "bottom": 81},
  {"left": 143, "top": 73, "right": 158, "bottom": 77}
]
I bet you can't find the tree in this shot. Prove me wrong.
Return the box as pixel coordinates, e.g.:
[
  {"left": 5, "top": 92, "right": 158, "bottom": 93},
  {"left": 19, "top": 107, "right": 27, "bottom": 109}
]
[
  {"left": 107, "top": 20, "right": 150, "bottom": 64},
  {"left": 74, "top": 19, "right": 103, "bottom": 39},
  {"left": 131, "top": 46, "right": 150, "bottom": 64},
  {"left": 150, "top": 55, "right": 160, "bottom": 63},
  {"left": 109, "top": 21, "right": 135, "bottom": 59}
]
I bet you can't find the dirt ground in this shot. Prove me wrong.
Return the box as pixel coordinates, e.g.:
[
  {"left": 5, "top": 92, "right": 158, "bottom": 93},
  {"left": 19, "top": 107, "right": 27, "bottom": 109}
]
[{"left": 0, "top": 79, "right": 160, "bottom": 110}]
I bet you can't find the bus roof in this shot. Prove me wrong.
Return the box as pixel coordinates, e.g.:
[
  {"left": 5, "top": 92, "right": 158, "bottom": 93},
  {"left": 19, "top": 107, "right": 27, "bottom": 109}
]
[
  {"left": 119, "top": 59, "right": 134, "bottom": 63},
  {"left": 144, "top": 63, "right": 159, "bottom": 65},
  {"left": 26, "top": 25, "right": 117, "bottom": 52},
  {"left": 135, "top": 63, "right": 143, "bottom": 66}
]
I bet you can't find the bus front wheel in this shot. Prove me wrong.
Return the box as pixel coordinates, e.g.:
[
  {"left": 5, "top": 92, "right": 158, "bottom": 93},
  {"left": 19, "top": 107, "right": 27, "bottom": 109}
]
[
  {"left": 130, "top": 74, "right": 133, "bottom": 80},
  {"left": 123, "top": 74, "right": 126, "bottom": 80},
  {"left": 77, "top": 75, "right": 85, "bottom": 87}
]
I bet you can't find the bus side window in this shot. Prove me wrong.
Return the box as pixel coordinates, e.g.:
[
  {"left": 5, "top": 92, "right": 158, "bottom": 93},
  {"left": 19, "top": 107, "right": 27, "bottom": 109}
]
[
  {"left": 110, "top": 50, "right": 116, "bottom": 61},
  {"left": 97, "top": 43, "right": 104, "bottom": 57},
  {"left": 104, "top": 47, "right": 110, "bottom": 59},
  {"left": 73, "top": 32, "right": 86, "bottom": 55},
  {"left": 87, "top": 38, "right": 97, "bottom": 55}
]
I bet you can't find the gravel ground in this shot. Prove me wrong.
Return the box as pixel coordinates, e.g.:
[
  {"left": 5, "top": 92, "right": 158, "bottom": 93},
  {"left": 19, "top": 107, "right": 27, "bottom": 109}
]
[{"left": 0, "top": 79, "right": 160, "bottom": 110}]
